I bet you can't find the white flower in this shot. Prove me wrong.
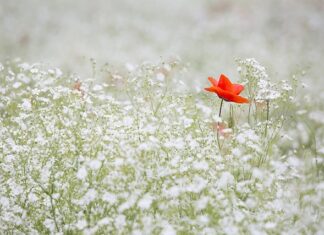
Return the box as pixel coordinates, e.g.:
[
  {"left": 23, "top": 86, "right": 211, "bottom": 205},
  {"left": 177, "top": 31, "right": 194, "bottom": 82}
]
[
  {"left": 76, "top": 219, "right": 87, "bottom": 230},
  {"left": 193, "top": 160, "right": 209, "bottom": 171},
  {"left": 252, "top": 168, "right": 264, "bottom": 180},
  {"left": 234, "top": 210, "right": 245, "bottom": 223},
  {"left": 123, "top": 116, "right": 134, "bottom": 126},
  {"left": 102, "top": 192, "right": 117, "bottom": 204},
  {"left": 13, "top": 82, "right": 22, "bottom": 89},
  {"left": 196, "top": 103, "right": 212, "bottom": 117},
  {"left": 98, "top": 217, "right": 111, "bottom": 226},
  {"left": 165, "top": 186, "right": 181, "bottom": 198},
  {"left": 246, "top": 198, "right": 257, "bottom": 209},
  {"left": 88, "top": 159, "right": 101, "bottom": 170},
  {"left": 55, "top": 68, "right": 63, "bottom": 78},
  {"left": 28, "top": 193, "right": 38, "bottom": 203},
  {"left": 186, "top": 176, "right": 208, "bottom": 193},
  {"left": 218, "top": 172, "right": 234, "bottom": 189},
  {"left": 138, "top": 194, "right": 154, "bottom": 210},
  {"left": 161, "top": 223, "right": 176, "bottom": 235},
  {"left": 76, "top": 167, "right": 88, "bottom": 180},
  {"left": 255, "top": 79, "right": 280, "bottom": 101},
  {"left": 156, "top": 73, "right": 165, "bottom": 82},
  {"left": 195, "top": 196, "right": 209, "bottom": 210},
  {"left": 212, "top": 115, "right": 222, "bottom": 123},
  {"left": 82, "top": 189, "right": 97, "bottom": 205},
  {"left": 44, "top": 219, "right": 56, "bottom": 231},
  {"left": 198, "top": 215, "right": 209, "bottom": 224},
  {"left": 114, "top": 214, "right": 126, "bottom": 229},
  {"left": 0, "top": 197, "right": 10, "bottom": 208},
  {"left": 21, "top": 99, "right": 32, "bottom": 111},
  {"left": 17, "top": 73, "right": 31, "bottom": 83},
  {"left": 182, "top": 117, "right": 193, "bottom": 128},
  {"left": 164, "top": 138, "right": 185, "bottom": 150},
  {"left": 309, "top": 111, "right": 324, "bottom": 124},
  {"left": 93, "top": 84, "right": 103, "bottom": 91},
  {"left": 125, "top": 63, "right": 136, "bottom": 71}
]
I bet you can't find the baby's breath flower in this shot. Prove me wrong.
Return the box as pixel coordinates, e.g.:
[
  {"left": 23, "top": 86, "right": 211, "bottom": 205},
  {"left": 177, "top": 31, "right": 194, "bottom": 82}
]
[{"left": 0, "top": 60, "right": 321, "bottom": 234}]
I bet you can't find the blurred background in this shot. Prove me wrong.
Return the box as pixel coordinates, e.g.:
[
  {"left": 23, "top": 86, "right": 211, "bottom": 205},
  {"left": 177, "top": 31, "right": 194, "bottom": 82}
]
[{"left": 0, "top": 0, "right": 323, "bottom": 88}]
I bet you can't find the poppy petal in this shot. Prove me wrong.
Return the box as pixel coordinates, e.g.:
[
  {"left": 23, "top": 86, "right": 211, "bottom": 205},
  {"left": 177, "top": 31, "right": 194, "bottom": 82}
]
[
  {"left": 218, "top": 74, "right": 233, "bottom": 92},
  {"left": 208, "top": 77, "right": 218, "bottom": 87},
  {"left": 233, "top": 84, "right": 244, "bottom": 95},
  {"left": 204, "top": 86, "right": 218, "bottom": 92},
  {"left": 230, "top": 95, "right": 249, "bottom": 103},
  {"left": 211, "top": 86, "right": 249, "bottom": 104}
]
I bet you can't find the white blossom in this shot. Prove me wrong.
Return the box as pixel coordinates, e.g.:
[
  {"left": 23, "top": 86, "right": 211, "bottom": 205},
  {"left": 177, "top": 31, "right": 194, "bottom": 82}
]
[
  {"left": 77, "top": 167, "right": 88, "bottom": 180},
  {"left": 138, "top": 194, "right": 154, "bottom": 210}
]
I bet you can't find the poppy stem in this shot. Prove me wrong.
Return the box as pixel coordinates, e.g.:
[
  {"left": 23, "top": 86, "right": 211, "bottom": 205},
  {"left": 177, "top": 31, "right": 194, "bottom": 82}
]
[
  {"left": 219, "top": 99, "right": 223, "bottom": 117},
  {"left": 217, "top": 99, "right": 224, "bottom": 151}
]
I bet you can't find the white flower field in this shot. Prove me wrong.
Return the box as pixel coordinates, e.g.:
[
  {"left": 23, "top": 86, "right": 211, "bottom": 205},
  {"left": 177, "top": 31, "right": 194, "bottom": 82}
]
[{"left": 0, "top": 0, "right": 323, "bottom": 234}]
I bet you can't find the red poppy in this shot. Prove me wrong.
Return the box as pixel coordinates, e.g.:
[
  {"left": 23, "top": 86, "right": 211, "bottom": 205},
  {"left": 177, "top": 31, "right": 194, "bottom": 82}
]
[{"left": 205, "top": 74, "right": 249, "bottom": 103}]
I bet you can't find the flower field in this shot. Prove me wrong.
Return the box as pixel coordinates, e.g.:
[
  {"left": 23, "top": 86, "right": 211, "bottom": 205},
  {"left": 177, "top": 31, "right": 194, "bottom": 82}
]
[
  {"left": 0, "top": 0, "right": 323, "bottom": 234},
  {"left": 0, "top": 58, "right": 323, "bottom": 234}
]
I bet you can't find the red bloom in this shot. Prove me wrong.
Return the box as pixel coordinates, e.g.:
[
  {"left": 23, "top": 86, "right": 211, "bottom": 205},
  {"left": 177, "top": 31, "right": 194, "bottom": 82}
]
[{"left": 205, "top": 74, "right": 249, "bottom": 103}]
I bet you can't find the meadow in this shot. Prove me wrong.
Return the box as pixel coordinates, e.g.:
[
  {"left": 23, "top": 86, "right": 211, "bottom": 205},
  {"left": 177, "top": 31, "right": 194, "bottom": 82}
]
[
  {"left": 0, "top": 57, "right": 323, "bottom": 234},
  {"left": 0, "top": 0, "right": 323, "bottom": 234}
]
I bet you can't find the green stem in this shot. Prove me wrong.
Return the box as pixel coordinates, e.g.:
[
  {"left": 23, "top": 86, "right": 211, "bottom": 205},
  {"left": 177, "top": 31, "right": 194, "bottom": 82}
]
[
  {"left": 265, "top": 99, "right": 270, "bottom": 137},
  {"left": 219, "top": 99, "right": 224, "bottom": 117},
  {"left": 313, "top": 133, "right": 319, "bottom": 179},
  {"left": 217, "top": 99, "right": 224, "bottom": 151},
  {"left": 248, "top": 102, "right": 251, "bottom": 125},
  {"left": 229, "top": 104, "right": 234, "bottom": 128}
]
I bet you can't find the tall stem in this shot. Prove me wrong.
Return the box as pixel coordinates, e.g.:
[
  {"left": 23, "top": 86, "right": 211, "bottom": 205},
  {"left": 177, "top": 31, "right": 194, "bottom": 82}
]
[
  {"left": 229, "top": 104, "right": 234, "bottom": 128},
  {"left": 313, "top": 133, "right": 319, "bottom": 179},
  {"left": 219, "top": 99, "right": 224, "bottom": 117},
  {"left": 248, "top": 102, "right": 251, "bottom": 125},
  {"left": 265, "top": 99, "right": 270, "bottom": 137},
  {"left": 217, "top": 99, "right": 224, "bottom": 151}
]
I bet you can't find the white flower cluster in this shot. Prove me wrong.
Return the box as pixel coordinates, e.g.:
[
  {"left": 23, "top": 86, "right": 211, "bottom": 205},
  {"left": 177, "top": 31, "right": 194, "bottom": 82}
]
[
  {"left": 237, "top": 58, "right": 269, "bottom": 82},
  {"left": 237, "top": 58, "right": 282, "bottom": 101},
  {"left": 0, "top": 61, "right": 322, "bottom": 234},
  {"left": 255, "top": 79, "right": 281, "bottom": 101}
]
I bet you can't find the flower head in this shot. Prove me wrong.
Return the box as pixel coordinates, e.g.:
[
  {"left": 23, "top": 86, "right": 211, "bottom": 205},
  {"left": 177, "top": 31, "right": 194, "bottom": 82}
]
[
  {"left": 205, "top": 74, "right": 249, "bottom": 103},
  {"left": 211, "top": 122, "right": 232, "bottom": 139}
]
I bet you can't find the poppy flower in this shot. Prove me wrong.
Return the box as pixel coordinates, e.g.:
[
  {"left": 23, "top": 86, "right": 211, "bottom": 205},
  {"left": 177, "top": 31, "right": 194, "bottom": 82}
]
[
  {"left": 211, "top": 122, "right": 232, "bottom": 139},
  {"left": 205, "top": 74, "right": 249, "bottom": 104},
  {"left": 72, "top": 80, "right": 85, "bottom": 97},
  {"left": 73, "top": 80, "right": 82, "bottom": 92}
]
